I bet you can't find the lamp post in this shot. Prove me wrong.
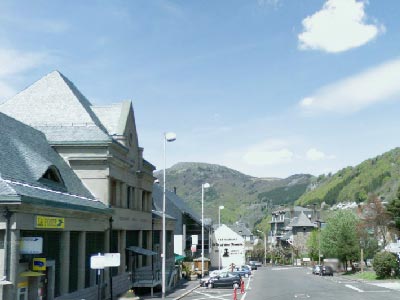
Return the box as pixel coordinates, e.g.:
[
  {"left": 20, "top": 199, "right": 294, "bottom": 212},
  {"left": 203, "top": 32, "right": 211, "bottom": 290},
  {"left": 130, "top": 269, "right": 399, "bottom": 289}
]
[
  {"left": 218, "top": 206, "right": 224, "bottom": 227},
  {"left": 201, "top": 183, "right": 210, "bottom": 278},
  {"left": 218, "top": 205, "right": 224, "bottom": 270},
  {"left": 162, "top": 132, "right": 176, "bottom": 300},
  {"left": 256, "top": 230, "right": 267, "bottom": 266}
]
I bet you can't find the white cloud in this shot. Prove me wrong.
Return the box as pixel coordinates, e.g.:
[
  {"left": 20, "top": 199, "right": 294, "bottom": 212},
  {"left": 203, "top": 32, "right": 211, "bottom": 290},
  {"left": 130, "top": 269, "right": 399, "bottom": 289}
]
[
  {"left": 242, "top": 139, "right": 294, "bottom": 165},
  {"left": 306, "top": 148, "right": 335, "bottom": 161},
  {"left": 0, "top": 49, "right": 46, "bottom": 77},
  {"left": 298, "top": 0, "right": 384, "bottom": 53},
  {"left": 0, "top": 48, "right": 47, "bottom": 102},
  {"left": 300, "top": 57, "right": 400, "bottom": 113}
]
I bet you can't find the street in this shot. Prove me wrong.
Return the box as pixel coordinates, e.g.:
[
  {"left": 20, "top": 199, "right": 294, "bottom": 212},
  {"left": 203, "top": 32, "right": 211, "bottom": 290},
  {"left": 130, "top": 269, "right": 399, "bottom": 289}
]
[{"left": 180, "top": 267, "right": 400, "bottom": 300}]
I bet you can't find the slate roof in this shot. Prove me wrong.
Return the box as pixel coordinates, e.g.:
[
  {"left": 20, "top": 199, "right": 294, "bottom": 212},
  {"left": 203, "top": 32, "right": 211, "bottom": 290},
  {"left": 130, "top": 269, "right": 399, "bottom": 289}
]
[
  {"left": 92, "top": 100, "right": 132, "bottom": 136},
  {"left": 290, "top": 212, "right": 316, "bottom": 228},
  {"left": 229, "top": 222, "right": 252, "bottom": 237},
  {"left": 0, "top": 112, "right": 109, "bottom": 213},
  {"left": 0, "top": 71, "right": 110, "bottom": 143},
  {"left": 152, "top": 184, "right": 202, "bottom": 225}
]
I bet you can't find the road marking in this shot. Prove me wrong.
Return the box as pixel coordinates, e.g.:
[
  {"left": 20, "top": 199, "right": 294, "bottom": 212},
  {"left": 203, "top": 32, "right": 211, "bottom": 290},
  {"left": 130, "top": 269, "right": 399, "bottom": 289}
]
[
  {"left": 345, "top": 284, "right": 364, "bottom": 292},
  {"left": 294, "top": 294, "right": 310, "bottom": 298},
  {"left": 194, "top": 290, "right": 235, "bottom": 300},
  {"left": 272, "top": 267, "right": 303, "bottom": 271}
]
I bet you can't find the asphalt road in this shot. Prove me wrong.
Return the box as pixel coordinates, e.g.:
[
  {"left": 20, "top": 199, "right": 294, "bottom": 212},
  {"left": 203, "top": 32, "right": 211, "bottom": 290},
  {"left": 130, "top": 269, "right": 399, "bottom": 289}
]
[
  {"left": 248, "top": 266, "right": 399, "bottom": 300},
  {"left": 180, "top": 266, "right": 400, "bottom": 300}
]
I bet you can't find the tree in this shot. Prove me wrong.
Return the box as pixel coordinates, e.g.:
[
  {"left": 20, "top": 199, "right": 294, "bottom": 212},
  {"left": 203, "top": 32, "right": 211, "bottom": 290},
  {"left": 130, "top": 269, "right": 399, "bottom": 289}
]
[
  {"left": 387, "top": 186, "right": 400, "bottom": 231},
  {"left": 306, "top": 230, "right": 319, "bottom": 262},
  {"left": 320, "top": 210, "right": 360, "bottom": 269},
  {"left": 373, "top": 252, "right": 398, "bottom": 279},
  {"left": 362, "top": 194, "right": 392, "bottom": 247}
]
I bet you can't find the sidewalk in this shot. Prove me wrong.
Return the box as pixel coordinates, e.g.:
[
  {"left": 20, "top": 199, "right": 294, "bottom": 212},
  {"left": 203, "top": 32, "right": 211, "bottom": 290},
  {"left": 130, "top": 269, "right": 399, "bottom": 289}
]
[{"left": 138, "top": 279, "right": 200, "bottom": 300}]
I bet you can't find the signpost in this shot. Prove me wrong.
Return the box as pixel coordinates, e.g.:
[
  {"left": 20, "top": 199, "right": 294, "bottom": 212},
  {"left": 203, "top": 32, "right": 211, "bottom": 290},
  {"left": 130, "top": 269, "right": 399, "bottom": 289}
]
[{"left": 91, "top": 253, "right": 120, "bottom": 300}]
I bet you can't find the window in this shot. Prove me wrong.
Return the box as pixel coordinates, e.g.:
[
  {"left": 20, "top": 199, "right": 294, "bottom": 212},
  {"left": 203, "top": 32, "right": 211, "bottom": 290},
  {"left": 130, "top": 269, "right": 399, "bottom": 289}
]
[
  {"left": 39, "top": 166, "right": 65, "bottom": 190},
  {"left": 127, "top": 186, "right": 131, "bottom": 209}
]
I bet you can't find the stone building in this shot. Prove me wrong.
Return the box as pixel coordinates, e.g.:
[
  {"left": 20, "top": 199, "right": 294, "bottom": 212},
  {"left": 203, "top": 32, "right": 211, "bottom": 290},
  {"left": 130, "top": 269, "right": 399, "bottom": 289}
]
[
  {"left": 0, "top": 71, "right": 167, "bottom": 299},
  {"left": 0, "top": 111, "right": 110, "bottom": 300}
]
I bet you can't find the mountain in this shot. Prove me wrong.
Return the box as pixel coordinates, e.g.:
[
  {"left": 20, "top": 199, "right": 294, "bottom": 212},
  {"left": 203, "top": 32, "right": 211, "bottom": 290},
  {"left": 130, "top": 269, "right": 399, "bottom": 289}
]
[
  {"left": 296, "top": 147, "right": 400, "bottom": 206},
  {"left": 155, "top": 162, "right": 313, "bottom": 227}
]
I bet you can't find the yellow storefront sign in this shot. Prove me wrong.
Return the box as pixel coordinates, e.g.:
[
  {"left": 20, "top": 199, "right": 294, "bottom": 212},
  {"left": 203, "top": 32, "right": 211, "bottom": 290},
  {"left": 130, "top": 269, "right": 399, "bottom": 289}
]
[{"left": 36, "top": 216, "right": 65, "bottom": 229}]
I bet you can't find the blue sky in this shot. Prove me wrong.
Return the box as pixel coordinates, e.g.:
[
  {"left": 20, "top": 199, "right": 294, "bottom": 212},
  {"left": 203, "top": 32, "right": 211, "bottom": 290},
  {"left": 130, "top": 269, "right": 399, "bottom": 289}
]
[{"left": 1, "top": 0, "right": 400, "bottom": 178}]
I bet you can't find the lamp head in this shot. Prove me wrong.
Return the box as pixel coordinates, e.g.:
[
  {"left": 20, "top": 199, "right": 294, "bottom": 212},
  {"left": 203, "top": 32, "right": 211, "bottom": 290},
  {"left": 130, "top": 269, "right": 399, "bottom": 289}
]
[
  {"left": 165, "top": 132, "right": 177, "bottom": 142},
  {"left": 219, "top": 205, "right": 224, "bottom": 210},
  {"left": 202, "top": 183, "right": 211, "bottom": 189}
]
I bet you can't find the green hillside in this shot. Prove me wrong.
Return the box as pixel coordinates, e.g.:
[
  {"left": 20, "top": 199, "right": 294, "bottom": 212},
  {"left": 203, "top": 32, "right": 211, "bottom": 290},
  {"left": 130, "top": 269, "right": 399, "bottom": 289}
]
[
  {"left": 155, "top": 162, "right": 313, "bottom": 227},
  {"left": 296, "top": 148, "right": 400, "bottom": 206}
]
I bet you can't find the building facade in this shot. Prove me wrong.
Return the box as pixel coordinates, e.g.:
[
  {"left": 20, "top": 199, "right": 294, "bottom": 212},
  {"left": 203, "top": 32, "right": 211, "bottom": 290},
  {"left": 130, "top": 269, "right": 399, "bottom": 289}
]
[
  {"left": 0, "top": 112, "right": 111, "bottom": 300},
  {"left": 0, "top": 71, "right": 166, "bottom": 299}
]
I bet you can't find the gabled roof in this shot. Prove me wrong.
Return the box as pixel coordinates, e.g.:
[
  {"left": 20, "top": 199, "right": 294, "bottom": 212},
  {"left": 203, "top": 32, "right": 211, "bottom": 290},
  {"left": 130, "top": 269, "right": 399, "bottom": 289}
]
[
  {"left": 229, "top": 222, "right": 252, "bottom": 237},
  {"left": 0, "top": 71, "right": 110, "bottom": 143},
  {"left": 0, "top": 112, "right": 108, "bottom": 213},
  {"left": 92, "top": 100, "right": 132, "bottom": 136},
  {"left": 214, "top": 224, "right": 245, "bottom": 242},
  {"left": 290, "top": 212, "right": 316, "bottom": 228},
  {"left": 152, "top": 184, "right": 201, "bottom": 225}
]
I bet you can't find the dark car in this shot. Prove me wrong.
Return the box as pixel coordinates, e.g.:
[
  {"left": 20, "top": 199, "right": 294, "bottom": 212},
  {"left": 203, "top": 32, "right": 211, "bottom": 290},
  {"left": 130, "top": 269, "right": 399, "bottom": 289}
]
[
  {"left": 321, "top": 265, "right": 333, "bottom": 276},
  {"left": 202, "top": 272, "right": 241, "bottom": 289},
  {"left": 232, "top": 266, "right": 251, "bottom": 278}
]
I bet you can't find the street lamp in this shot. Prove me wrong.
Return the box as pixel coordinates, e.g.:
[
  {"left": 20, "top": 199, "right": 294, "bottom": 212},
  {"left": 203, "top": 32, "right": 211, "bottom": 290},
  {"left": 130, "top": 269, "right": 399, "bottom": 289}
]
[
  {"left": 256, "top": 230, "right": 267, "bottom": 266},
  {"left": 162, "top": 132, "right": 176, "bottom": 300},
  {"left": 218, "top": 206, "right": 224, "bottom": 227},
  {"left": 201, "top": 182, "right": 210, "bottom": 278},
  {"left": 218, "top": 205, "right": 224, "bottom": 270}
]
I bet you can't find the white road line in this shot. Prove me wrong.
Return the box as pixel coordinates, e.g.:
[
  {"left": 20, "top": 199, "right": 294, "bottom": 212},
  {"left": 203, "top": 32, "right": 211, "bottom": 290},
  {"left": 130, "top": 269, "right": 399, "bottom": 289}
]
[
  {"left": 271, "top": 267, "right": 303, "bottom": 271},
  {"left": 194, "top": 290, "right": 233, "bottom": 300},
  {"left": 345, "top": 284, "right": 364, "bottom": 293}
]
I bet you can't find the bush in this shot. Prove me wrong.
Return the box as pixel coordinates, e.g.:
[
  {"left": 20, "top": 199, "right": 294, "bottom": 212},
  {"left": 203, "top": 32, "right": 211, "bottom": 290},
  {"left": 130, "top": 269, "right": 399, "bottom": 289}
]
[{"left": 373, "top": 252, "right": 399, "bottom": 279}]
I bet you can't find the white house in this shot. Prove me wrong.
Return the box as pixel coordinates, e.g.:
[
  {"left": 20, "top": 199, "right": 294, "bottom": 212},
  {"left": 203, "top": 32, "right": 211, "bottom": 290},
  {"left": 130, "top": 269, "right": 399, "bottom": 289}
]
[{"left": 210, "top": 225, "right": 245, "bottom": 268}]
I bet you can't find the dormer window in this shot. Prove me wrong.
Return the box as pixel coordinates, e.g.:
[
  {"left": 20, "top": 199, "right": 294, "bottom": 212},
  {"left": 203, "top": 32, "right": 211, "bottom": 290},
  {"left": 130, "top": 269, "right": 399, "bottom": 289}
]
[{"left": 40, "top": 166, "right": 65, "bottom": 188}]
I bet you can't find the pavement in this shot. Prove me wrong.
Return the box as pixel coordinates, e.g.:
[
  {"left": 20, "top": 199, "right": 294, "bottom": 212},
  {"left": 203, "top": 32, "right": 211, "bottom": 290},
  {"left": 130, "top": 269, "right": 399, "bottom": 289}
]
[{"left": 138, "top": 279, "right": 200, "bottom": 300}]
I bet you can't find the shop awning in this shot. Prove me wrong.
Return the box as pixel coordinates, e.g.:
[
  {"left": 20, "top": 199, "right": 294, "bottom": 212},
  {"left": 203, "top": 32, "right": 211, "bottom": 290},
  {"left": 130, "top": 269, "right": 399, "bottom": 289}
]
[
  {"left": 174, "top": 253, "right": 185, "bottom": 262},
  {"left": 126, "top": 246, "right": 157, "bottom": 256},
  {"left": 19, "top": 271, "right": 45, "bottom": 277}
]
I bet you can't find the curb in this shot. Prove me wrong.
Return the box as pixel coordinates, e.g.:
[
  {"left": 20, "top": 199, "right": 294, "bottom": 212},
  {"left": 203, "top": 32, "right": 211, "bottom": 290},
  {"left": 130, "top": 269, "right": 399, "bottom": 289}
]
[{"left": 173, "top": 284, "right": 200, "bottom": 300}]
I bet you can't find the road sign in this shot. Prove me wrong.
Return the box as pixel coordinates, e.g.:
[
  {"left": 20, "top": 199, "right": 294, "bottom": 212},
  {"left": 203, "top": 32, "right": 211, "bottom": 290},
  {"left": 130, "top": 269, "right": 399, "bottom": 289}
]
[
  {"left": 20, "top": 237, "right": 43, "bottom": 254},
  {"left": 104, "top": 253, "right": 120, "bottom": 267},
  {"left": 90, "top": 254, "right": 105, "bottom": 269},
  {"left": 36, "top": 216, "right": 65, "bottom": 229}
]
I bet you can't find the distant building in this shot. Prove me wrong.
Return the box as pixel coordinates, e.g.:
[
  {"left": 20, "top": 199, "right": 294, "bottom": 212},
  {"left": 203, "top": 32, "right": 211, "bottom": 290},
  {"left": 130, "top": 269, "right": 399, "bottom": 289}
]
[
  {"left": 210, "top": 225, "right": 245, "bottom": 268},
  {"left": 229, "top": 222, "right": 255, "bottom": 251},
  {"left": 152, "top": 184, "right": 208, "bottom": 258},
  {"left": 269, "top": 206, "right": 318, "bottom": 247}
]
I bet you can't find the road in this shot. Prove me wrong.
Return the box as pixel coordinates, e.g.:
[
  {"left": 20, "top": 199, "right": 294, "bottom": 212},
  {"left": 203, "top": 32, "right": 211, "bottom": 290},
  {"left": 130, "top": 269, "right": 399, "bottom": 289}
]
[{"left": 180, "top": 266, "right": 400, "bottom": 300}]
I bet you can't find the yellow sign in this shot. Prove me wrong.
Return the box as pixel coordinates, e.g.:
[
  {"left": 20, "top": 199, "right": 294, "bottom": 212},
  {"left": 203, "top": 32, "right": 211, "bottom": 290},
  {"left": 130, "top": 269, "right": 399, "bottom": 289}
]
[
  {"left": 33, "top": 258, "right": 46, "bottom": 271},
  {"left": 36, "top": 216, "right": 65, "bottom": 229}
]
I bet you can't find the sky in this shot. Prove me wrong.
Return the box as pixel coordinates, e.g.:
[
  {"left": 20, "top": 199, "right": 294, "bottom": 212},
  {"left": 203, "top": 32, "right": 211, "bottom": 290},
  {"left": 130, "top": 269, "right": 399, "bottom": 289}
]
[{"left": 1, "top": 0, "right": 400, "bottom": 178}]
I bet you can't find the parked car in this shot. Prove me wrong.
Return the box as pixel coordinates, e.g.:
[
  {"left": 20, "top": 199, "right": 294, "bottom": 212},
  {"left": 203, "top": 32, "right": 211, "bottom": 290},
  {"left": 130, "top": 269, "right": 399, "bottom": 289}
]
[
  {"left": 312, "top": 265, "right": 321, "bottom": 275},
  {"left": 249, "top": 260, "right": 262, "bottom": 267},
  {"left": 201, "top": 272, "right": 241, "bottom": 289},
  {"left": 321, "top": 265, "right": 333, "bottom": 276},
  {"left": 248, "top": 262, "right": 257, "bottom": 270},
  {"left": 232, "top": 266, "right": 251, "bottom": 278}
]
